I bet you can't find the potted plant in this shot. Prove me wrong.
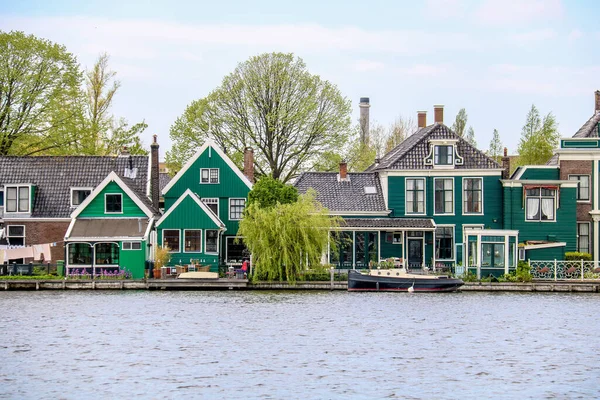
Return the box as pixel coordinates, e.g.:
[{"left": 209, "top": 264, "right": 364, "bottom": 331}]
[{"left": 154, "top": 245, "right": 171, "bottom": 279}]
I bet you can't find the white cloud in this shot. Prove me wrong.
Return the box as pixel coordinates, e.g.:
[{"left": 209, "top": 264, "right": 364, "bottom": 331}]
[
  {"left": 474, "top": 0, "right": 563, "bottom": 25},
  {"left": 509, "top": 29, "right": 557, "bottom": 45},
  {"left": 424, "top": 0, "right": 467, "bottom": 19},
  {"left": 395, "top": 64, "right": 449, "bottom": 77},
  {"left": 354, "top": 60, "right": 385, "bottom": 72},
  {"left": 567, "top": 29, "right": 583, "bottom": 41}
]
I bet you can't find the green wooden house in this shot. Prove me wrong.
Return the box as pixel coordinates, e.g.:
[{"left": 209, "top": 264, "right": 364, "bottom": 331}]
[
  {"left": 65, "top": 171, "right": 159, "bottom": 279},
  {"left": 159, "top": 140, "right": 253, "bottom": 270}
]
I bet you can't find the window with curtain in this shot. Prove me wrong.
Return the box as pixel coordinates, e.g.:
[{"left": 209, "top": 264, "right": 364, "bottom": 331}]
[
  {"left": 525, "top": 188, "right": 555, "bottom": 221},
  {"left": 434, "top": 178, "right": 453, "bottom": 214},
  {"left": 435, "top": 226, "right": 454, "bottom": 259},
  {"left": 434, "top": 145, "right": 453, "bottom": 165},
  {"left": 577, "top": 223, "right": 590, "bottom": 254},
  {"left": 405, "top": 178, "right": 425, "bottom": 214},
  {"left": 463, "top": 178, "right": 482, "bottom": 214},
  {"left": 569, "top": 175, "right": 590, "bottom": 201},
  {"left": 6, "top": 186, "right": 30, "bottom": 213}
]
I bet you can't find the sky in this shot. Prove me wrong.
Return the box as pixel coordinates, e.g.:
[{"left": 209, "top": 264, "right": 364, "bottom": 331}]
[{"left": 1, "top": 0, "right": 599, "bottom": 158}]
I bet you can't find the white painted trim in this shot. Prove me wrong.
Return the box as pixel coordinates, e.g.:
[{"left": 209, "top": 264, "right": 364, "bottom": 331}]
[
  {"left": 146, "top": 155, "right": 152, "bottom": 198},
  {"left": 199, "top": 168, "right": 220, "bottom": 184},
  {"left": 6, "top": 224, "right": 25, "bottom": 245},
  {"left": 6, "top": 218, "right": 72, "bottom": 222},
  {"left": 162, "top": 228, "right": 181, "bottom": 253},
  {"left": 4, "top": 184, "right": 33, "bottom": 214},
  {"left": 523, "top": 242, "right": 566, "bottom": 250},
  {"left": 330, "top": 226, "right": 436, "bottom": 232},
  {"left": 156, "top": 189, "right": 225, "bottom": 228},
  {"left": 576, "top": 221, "right": 591, "bottom": 253},
  {"left": 379, "top": 171, "right": 389, "bottom": 209},
  {"left": 69, "top": 187, "right": 93, "bottom": 208},
  {"left": 500, "top": 180, "right": 579, "bottom": 188},
  {"left": 225, "top": 236, "right": 246, "bottom": 262},
  {"left": 104, "top": 193, "right": 123, "bottom": 215},
  {"left": 66, "top": 236, "right": 146, "bottom": 242},
  {"left": 594, "top": 160, "right": 599, "bottom": 264},
  {"left": 70, "top": 171, "right": 154, "bottom": 219},
  {"left": 121, "top": 241, "right": 142, "bottom": 251},
  {"left": 329, "top": 211, "right": 391, "bottom": 216},
  {"left": 201, "top": 197, "right": 220, "bottom": 217},
  {"left": 161, "top": 139, "right": 253, "bottom": 195},
  {"left": 144, "top": 217, "right": 154, "bottom": 240},
  {"left": 462, "top": 177, "right": 484, "bottom": 215},
  {"left": 183, "top": 229, "right": 202, "bottom": 253},
  {"left": 384, "top": 169, "right": 503, "bottom": 177},
  {"left": 404, "top": 177, "right": 426, "bottom": 216},
  {"left": 512, "top": 165, "right": 559, "bottom": 180},
  {"left": 228, "top": 198, "right": 246, "bottom": 221},
  {"left": 406, "top": 236, "right": 425, "bottom": 266},
  {"left": 204, "top": 229, "right": 220, "bottom": 255},
  {"left": 433, "top": 177, "right": 454, "bottom": 216},
  {"left": 64, "top": 219, "right": 76, "bottom": 240},
  {"left": 567, "top": 174, "right": 591, "bottom": 202},
  {"left": 434, "top": 224, "right": 455, "bottom": 262}
]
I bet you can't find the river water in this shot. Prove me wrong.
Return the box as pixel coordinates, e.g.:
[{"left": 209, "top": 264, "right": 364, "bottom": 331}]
[{"left": 1, "top": 291, "right": 599, "bottom": 399}]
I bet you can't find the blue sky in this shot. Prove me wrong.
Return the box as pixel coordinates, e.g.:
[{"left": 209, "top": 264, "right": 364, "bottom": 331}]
[{"left": 1, "top": 0, "right": 599, "bottom": 157}]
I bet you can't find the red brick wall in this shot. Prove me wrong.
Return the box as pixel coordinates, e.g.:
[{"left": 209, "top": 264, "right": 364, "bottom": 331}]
[
  {"left": 559, "top": 160, "right": 592, "bottom": 222},
  {"left": 5, "top": 220, "right": 70, "bottom": 261}
]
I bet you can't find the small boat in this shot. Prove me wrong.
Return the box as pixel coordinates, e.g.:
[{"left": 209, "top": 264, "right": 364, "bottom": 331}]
[{"left": 348, "top": 269, "right": 463, "bottom": 292}]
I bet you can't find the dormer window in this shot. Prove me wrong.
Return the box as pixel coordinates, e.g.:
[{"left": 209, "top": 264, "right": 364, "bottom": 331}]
[
  {"left": 434, "top": 145, "right": 453, "bottom": 165},
  {"left": 6, "top": 186, "right": 29, "bottom": 213},
  {"left": 105, "top": 193, "right": 123, "bottom": 214},
  {"left": 71, "top": 188, "right": 92, "bottom": 207}
]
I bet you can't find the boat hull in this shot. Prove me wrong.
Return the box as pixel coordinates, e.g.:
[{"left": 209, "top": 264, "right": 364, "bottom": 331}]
[{"left": 347, "top": 269, "right": 463, "bottom": 292}]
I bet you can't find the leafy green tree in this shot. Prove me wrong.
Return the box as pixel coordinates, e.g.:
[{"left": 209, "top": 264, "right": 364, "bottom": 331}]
[
  {"left": 451, "top": 108, "right": 468, "bottom": 137},
  {"left": 167, "top": 52, "right": 352, "bottom": 182},
  {"left": 0, "top": 31, "right": 83, "bottom": 155},
  {"left": 488, "top": 129, "right": 503, "bottom": 162},
  {"left": 517, "top": 105, "right": 559, "bottom": 165},
  {"left": 248, "top": 175, "right": 298, "bottom": 209},
  {"left": 465, "top": 126, "right": 477, "bottom": 147},
  {"left": 238, "top": 190, "right": 339, "bottom": 283}
]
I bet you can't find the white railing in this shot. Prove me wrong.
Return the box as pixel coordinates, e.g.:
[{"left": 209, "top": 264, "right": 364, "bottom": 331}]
[{"left": 529, "top": 260, "right": 600, "bottom": 281}]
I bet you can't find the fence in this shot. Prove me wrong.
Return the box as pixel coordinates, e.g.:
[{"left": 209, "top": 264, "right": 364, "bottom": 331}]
[
  {"left": 529, "top": 260, "right": 600, "bottom": 281},
  {"left": 0, "top": 262, "right": 60, "bottom": 276}
]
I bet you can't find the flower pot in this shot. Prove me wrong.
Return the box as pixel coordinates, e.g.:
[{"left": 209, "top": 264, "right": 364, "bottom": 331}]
[{"left": 153, "top": 269, "right": 161, "bottom": 279}]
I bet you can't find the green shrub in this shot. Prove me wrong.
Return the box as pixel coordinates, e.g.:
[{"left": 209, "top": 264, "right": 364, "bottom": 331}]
[{"left": 565, "top": 252, "right": 592, "bottom": 261}]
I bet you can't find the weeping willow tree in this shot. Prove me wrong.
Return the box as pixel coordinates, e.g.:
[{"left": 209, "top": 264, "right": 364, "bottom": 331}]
[{"left": 238, "top": 190, "right": 340, "bottom": 283}]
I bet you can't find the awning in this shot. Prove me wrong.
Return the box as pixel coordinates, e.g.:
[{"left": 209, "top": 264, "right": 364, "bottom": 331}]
[
  {"left": 337, "top": 218, "right": 435, "bottom": 230},
  {"left": 67, "top": 219, "right": 149, "bottom": 240}
]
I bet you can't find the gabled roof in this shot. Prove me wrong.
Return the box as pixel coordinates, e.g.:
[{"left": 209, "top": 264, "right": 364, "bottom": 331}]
[
  {"left": 161, "top": 140, "right": 252, "bottom": 195},
  {"left": 156, "top": 189, "right": 226, "bottom": 229},
  {"left": 159, "top": 172, "right": 171, "bottom": 193},
  {"left": 370, "top": 123, "right": 500, "bottom": 171},
  {"left": 71, "top": 171, "right": 158, "bottom": 219},
  {"left": 0, "top": 155, "right": 149, "bottom": 218},
  {"left": 572, "top": 112, "right": 600, "bottom": 138},
  {"left": 294, "top": 172, "right": 388, "bottom": 214}
]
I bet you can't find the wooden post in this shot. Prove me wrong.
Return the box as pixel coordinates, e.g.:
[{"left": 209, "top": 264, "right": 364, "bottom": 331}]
[
  {"left": 330, "top": 266, "right": 334, "bottom": 291},
  {"left": 554, "top": 259, "right": 557, "bottom": 282},
  {"left": 581, "top": 259, "right": 585, "bottom": 281}
]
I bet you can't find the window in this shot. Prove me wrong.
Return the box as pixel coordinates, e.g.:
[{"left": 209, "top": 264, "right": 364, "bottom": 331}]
[
  {"left": 434, "top": 145, "right": 453, "bottom": 165},
  {"left": 184, "top": 230, "right": 202, "bottom": 253},
  {"left": 202, "top": 198, "right": 219, "bottom": 216},
  {"left": 95, "top": 243, "right": 119, "bottom": 265},
  {"left": 226, "top": 236, "right": 249, "bottom": 263},
  {"left": 200, "top": 168, "right": 219, "bottom": 184},
  {"left": 577, "top": 222, "right": 590, "bottom": 254},
  {"left": 405, "top": 178, "right": 425, "bottom": 214},
  {"left": 0, "top": 189, "right": 3, "bottom": 207},
  {"left": 518, "top": 247, "right": 526, "bottom": 261},
  {"left": 434, "top": 178, "right": 453, "bottom": 214},
  {"left": 122, "top": 241, "right": 142, "bottom": 250},
  {"left": 525, "top": 188, "right": 556, "bottom": 221},
  {"left": 69, "top": 243, "right": 92, "bottom": 265},
  {"left": 205, "top": 230, "right": 219, "bottom": 253},
  {"left": 7, "top": 225, "right": 25, "bottom": 246},
  {"left": 229, "top": 198, "right": 246, "bottom": 220},
  {"left": 71, "top": 188, "right": 92, "bottom": 207},
  {"left": 463, "top": 178, "right": 483, "bottom": 214},
  {"left": 163, "top": 229, "right": 180, "bottom": 252},
  {"left": 393, "top": 232, "right": 402, "bottom": 244},
  {"left": 105, "top": 194, "right": 122, "bottom": 213},
  {"left": 6, "top": 186, "right": 30, "bottom": 213},
  {"left": 569, "top": 175, "right": 590, "bottom": 201},
  {"left": 435, "top": 226, "right": 454, "bottom": 260}
]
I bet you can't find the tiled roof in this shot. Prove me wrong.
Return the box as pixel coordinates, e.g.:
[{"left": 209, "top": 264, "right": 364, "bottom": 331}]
[
  {"left": 0, "top": 156, "right": 150, "bottom": 218},
  {"left": 159, "top": 172, "right": 171, "bottom": 193},
  {"left": 340, "top": 218, "right": 435, "bottom": 230},
  {"left": 573, "top": 112, "right": 600, "bottom": 138},
  {"left": 294, "top": 172, "right": 387, "bottom": 213},
  {"left": 68, "top": 218, "right": 150, "bottom": 239},
  {"left": 371, "top": 123, "right": 500, "bottom": 171}
]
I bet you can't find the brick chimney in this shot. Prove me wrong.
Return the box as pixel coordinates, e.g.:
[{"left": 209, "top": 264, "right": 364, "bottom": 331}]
[
  {"left": 595, "top": 90, "right": 600, "bottom": 113},
  {"left": 359, "top": 97, "right": 370, "bottom": 145},
  {"left": 434, "top": 105, "right": 444, "bottom": 124},
  {"left": 501, "top": 147, "right": 510, "bottom": 180},
  {"left": 339, "top": 162, "right": 348, "bottom": 181},
  {"left": 417, "top": 111, "right": 427, "bottom": 128},
  {"left": 150, "top": 135, "right": 160, "bottom": 209},
  {"left": 243, "top": 147, "right": 254, "bottom": 183},
  {"left": 118, "top": 146, "right": 130, "bottom": 157}
]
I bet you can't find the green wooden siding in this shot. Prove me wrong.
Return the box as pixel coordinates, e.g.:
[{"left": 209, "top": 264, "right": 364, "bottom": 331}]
[
  {"left": 379, "top": 232, "right": 403, "bottom": 260},
  {"left": 79, "top": 181, "right": 146, "bottom": 218},
  {"left": 561, "top": 139, "right": 600, "bottom": 148},
  {"left": 526, "top": 246, "right": 565, "bottom": 260},
  {"left": 517, "top": 167, "right": 559, "bottom": 180},
  {"left": 119, "top": 240, "right": 146, "bottom": 279}
]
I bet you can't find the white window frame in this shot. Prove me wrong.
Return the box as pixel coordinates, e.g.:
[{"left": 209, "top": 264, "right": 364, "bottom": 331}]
[
  {"left": 5, "top": 185, "right": 31, "bottom": 213},
  {"left": 0, "top": 188, "right": 4, "bottom": 209},
  {"left": 105, "top": 193, "right": 123, "bottom": 214},
  {"left": 525, "top": 187, "right": 556, "bottom": 222},
  {"left": 434, "top": 225, "right": 455, "bottom": 261},
  {"left": 162, "top": 229, "right": 181, "bottom": 253},
  {"left": 434, "top": 145, "right": 454, "bottom": 166},
  {"left": 405, "top": 178, "right": 426, "bottom": 215},
  {"left": 518, "top": 247, "right": 526, "bottom": 261},
  {"left": 183, "top": 229, "right": 203, "bottom": 253},
  {"left": 70, "top": 187, "right": 93, "bottom": 208},
  {"left": 433, "top": 177, "right": 454, "bottom": 216},
  {"left": 568, "top": 175, "right": 590, "bottom": 203},
  {"left": 200, "top": 168, "right": 219, "bottom": 184},
  {"left": 462, "top": 177, "right": 484, "bottom": 215},
  {"left": 122, "top": 241, "right": 142, "bottom": 251},
  {"left": 229, "top": 198, "right": 246, "bottom": 221},
  {"left": 202, "top": 198, "right": 219, "bottom": 217},
  {"left": 6, "top": 225, "right": 25, "bottom": 246},
  {"left": 576, "top": 221, "right": 591, "bottom": 254},
  {"left": 392, "top": 232, "right": 403, "bottom": 245},
  {"left": 205, "top": 229, "right": 220, "bottom": 254}
]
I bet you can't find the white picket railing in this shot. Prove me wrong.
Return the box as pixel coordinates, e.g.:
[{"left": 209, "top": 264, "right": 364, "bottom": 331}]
[{"left": 529, "top": 260, "right": 600, "bottom": 281}]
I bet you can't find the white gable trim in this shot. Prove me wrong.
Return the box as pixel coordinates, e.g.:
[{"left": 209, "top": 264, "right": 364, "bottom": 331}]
[
  {"left": 70, "top": 171, "right": 154, "bottom": 219},
  {"left": 161, "top": 139, "right": 253, "bottom": 195},
  {"left": 512, "top": 165, "right": 559, "bottom": 180},
  {"left": 156, "top": 189, "right": 226, "bottom": 229}
]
